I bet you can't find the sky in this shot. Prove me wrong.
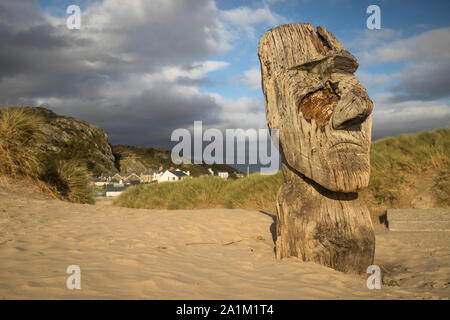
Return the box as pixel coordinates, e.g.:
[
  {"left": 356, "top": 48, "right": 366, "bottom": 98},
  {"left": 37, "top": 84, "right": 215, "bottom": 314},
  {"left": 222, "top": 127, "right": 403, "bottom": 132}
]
[{"left": 0, "top": 0, "right": 449, "bottom": 157}]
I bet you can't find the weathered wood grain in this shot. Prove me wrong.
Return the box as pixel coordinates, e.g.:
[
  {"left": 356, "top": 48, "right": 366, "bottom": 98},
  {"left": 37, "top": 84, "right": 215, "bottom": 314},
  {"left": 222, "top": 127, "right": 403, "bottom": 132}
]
[{"left": 258, "top": 23, "right": 375, "bottom": 274}]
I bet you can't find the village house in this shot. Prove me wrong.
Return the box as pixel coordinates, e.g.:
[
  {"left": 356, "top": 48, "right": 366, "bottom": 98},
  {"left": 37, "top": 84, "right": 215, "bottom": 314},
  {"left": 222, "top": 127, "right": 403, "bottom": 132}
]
[
  {"left": 218, "top": 172, "right": 229, "bottom": 179},
  {"left": 110, "top": 173, "right": 123, "bottom": 183},
  {"left": 98, "top": 173, "right": 115, "bottom": 182},
  {"left": 140, "top": 170, "right": 164, "bottom": 183},
  {"left": 157, "top": 169, "right": 189, "bottom": 183},
  {"left": 122, "top": 172, "right": 140, "bottom": 183},
  {"left": 93, "top": 168, "right": 190, "bottom": 197},
  {"left": 206, "top": 168, "right": 230, "bottom": 179},
  {"left": 96, "top": 172, "right": 141, "bottom": 184}
]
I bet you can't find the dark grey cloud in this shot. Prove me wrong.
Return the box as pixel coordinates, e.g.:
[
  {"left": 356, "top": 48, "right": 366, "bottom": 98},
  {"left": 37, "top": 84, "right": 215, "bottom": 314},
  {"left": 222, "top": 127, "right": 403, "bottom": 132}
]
[
  {"left": 372, "top": 114, "right": 450, "bottom": 140},
  {"left": 0, "top": 0, "right": 232, "bottom": 148},
  {"left": 96, "top": 85, "right": 222, "bottom": 147},
  {"left": 371, "top": 99, "right": 450, "bottom": 140},
  {"left": 34, "top": 82, "right": 223, "bottom": 148},
  {"left": 0, "top": 1, "right": 44, "bottom": 27},
  {"left": 387, "top": 63, "right": 450, "bottom": 103}
]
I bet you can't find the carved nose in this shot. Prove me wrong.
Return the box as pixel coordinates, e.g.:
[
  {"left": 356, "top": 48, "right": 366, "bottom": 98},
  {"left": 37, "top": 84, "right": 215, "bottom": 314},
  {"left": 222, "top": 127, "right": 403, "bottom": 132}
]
[{"left": 332, "top": 89, "right": 373, "bottom": 129}]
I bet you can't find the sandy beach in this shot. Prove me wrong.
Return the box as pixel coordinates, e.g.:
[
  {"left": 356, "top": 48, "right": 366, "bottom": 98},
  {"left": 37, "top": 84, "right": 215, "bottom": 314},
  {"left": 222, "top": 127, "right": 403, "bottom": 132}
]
[{"left": 0, "top": 182, "right": 448, "bottom": 300}]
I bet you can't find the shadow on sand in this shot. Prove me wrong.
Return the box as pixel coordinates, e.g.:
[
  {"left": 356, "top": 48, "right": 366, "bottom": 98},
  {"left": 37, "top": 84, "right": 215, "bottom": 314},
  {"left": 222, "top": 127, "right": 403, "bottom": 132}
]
[{"left": 259, "top": 210, "right": 277, "bottom": 255}]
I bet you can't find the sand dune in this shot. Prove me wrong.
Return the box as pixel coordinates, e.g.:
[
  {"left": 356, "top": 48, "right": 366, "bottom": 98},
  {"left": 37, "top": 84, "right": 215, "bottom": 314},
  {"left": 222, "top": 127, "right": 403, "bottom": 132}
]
[{"left": 0, "top": 183, "right": 448, "bottom": 299}]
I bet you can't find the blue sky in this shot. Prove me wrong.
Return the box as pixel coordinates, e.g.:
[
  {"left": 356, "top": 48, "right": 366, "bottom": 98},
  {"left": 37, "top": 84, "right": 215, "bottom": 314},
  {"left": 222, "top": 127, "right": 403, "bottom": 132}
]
[
  {"left": 1, "top": 0, "right": 449, "bottom": 150},
  {"left": 209, "top": 0, "right": 450, "bottom": 102}
]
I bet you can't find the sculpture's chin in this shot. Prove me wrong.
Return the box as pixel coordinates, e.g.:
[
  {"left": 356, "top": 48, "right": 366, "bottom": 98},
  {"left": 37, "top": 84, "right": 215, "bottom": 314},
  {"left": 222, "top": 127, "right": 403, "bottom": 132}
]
[
  {"left": 286, "top": 149, "right": 370, "bottom": 193},
  {"left": 318, "top": 165, "right": 370, "bottom": 193}
]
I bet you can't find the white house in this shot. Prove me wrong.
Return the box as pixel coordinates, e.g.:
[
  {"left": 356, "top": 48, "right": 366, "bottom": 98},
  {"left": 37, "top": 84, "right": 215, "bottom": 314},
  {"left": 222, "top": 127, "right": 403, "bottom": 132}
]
[
  {"left": 218, "top": 172, "right": 229, "bottom": 179},
  {"left": 140, "top": 170, "right": 164, "bottom": 183},
  {"left": 157, "top": 169, "right": 189, "bottom": 183}
]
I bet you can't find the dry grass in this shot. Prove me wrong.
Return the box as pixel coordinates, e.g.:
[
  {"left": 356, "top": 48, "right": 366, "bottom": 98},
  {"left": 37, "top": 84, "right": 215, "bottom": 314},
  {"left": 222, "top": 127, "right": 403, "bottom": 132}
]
[
  {"left": 113, "top": 175, "right": 227, "bottom": 210},
  {"left": 0, "top": 107, "right": 42, "bottom": 179},
  {"left": 362, "top": 128, "right": 449, "bottom": 210},
  {"left": 0, "top": 106, "right": 94, "bottom": 204},
  {"left": 39, "top": 159, "right": 94, "bottom": 204},
  {"left": 113, "top": 172, "right": 283, "bottom": 212}
]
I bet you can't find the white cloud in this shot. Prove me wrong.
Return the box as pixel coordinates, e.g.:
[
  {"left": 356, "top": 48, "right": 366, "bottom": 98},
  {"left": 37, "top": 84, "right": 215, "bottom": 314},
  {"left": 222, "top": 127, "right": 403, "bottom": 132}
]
[
  {"left": 233, "top": 67, "right": 262, "bottom": 90},
  {"left": 220, "top": 5, "right": 287, "bottom": 39},
  {"left": 345, "top": 28, "right": 402, "bottom": 53},
  {"left": 356, "top": 71, "right": 391, "bottom": 88},
  {"left": 155, "top": 61, "right": 230, "bottom": 82},
  {"left": 358, "top": 27, "right": 450, "bottom": 65},
  {"left": 209, "top": 94, "right": 266, "bottom": 130}
]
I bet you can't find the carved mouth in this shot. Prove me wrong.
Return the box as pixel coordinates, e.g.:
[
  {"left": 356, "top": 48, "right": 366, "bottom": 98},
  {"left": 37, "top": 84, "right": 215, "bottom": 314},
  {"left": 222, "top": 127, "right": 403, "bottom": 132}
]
[
  {"left": 331, "top": 141, "right": 361, "bottom": 148},
  {"left": 330, "top": 141, "right": 367, "bottom": 153}
]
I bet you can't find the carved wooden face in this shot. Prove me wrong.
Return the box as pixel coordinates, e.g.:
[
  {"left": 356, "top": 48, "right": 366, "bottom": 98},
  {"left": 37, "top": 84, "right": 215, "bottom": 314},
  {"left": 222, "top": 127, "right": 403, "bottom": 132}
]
[{"left": 259, "top": 25, "right": 373, "bottom": 192}]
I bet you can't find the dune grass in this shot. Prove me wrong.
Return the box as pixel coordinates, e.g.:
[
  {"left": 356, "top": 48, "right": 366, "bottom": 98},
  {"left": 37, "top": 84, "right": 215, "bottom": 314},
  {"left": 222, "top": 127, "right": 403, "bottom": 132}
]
[
  {"left": 113, "top": 172, "right": 283, "bottom": 212},
  {"left": 114, "top": 128, "right": 449, "bottom": 212},
  {"left": 0, "top": 106, "right": 94, "bottom": 204},
  {"left": 363, "top": 128, "right": 449, "bottom": 208},
  {"left": 38, "top": 158, "right": 94, "bottom": 204},
  {"left": 0, "top": 107, "right": 42, "bottom": 179},
  {"left": 115, "top": 175, "right": 227, "bottom": 210},
  {"left": 220, "top": 172, "right": 283, "bottom": 211}
]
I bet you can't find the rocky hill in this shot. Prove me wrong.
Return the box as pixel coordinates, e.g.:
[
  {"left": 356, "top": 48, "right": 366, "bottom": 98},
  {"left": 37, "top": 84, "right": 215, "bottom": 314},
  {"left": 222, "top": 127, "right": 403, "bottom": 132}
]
[
  {"left": 20, "top": 107, "right": 117, "bottom": 175},
  {"left": 12, "top": 107, "right": 239, "bottom": 177},
  {"left": 112, "top": 145, "right": 240, "bottom": 177}
]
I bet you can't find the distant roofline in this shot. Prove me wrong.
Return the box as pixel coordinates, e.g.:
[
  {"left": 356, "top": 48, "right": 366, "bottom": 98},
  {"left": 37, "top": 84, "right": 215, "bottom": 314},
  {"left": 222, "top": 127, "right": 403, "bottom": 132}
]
[{"left": 168, "top": 170, "right": 188, "bottom": 177}]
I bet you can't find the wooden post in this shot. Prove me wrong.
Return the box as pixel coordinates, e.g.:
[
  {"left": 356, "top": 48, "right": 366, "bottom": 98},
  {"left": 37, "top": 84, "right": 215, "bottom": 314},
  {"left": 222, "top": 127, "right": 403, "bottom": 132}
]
[{"left": 258, "top": 23, "right": 375, "bottom": 274}]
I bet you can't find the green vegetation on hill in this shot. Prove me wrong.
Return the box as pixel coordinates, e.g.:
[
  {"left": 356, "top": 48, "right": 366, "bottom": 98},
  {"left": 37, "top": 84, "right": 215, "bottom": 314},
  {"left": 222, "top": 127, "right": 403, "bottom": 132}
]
[{"left": 114, "top": 129, "right": 450, "bottom": 215}]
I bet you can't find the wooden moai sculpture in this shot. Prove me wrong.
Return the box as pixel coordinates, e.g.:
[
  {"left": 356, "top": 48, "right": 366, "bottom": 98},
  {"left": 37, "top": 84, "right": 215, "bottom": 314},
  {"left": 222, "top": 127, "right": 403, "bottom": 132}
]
[{"left": 258, "top": 23, "right": 375, "bottom": 274}]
